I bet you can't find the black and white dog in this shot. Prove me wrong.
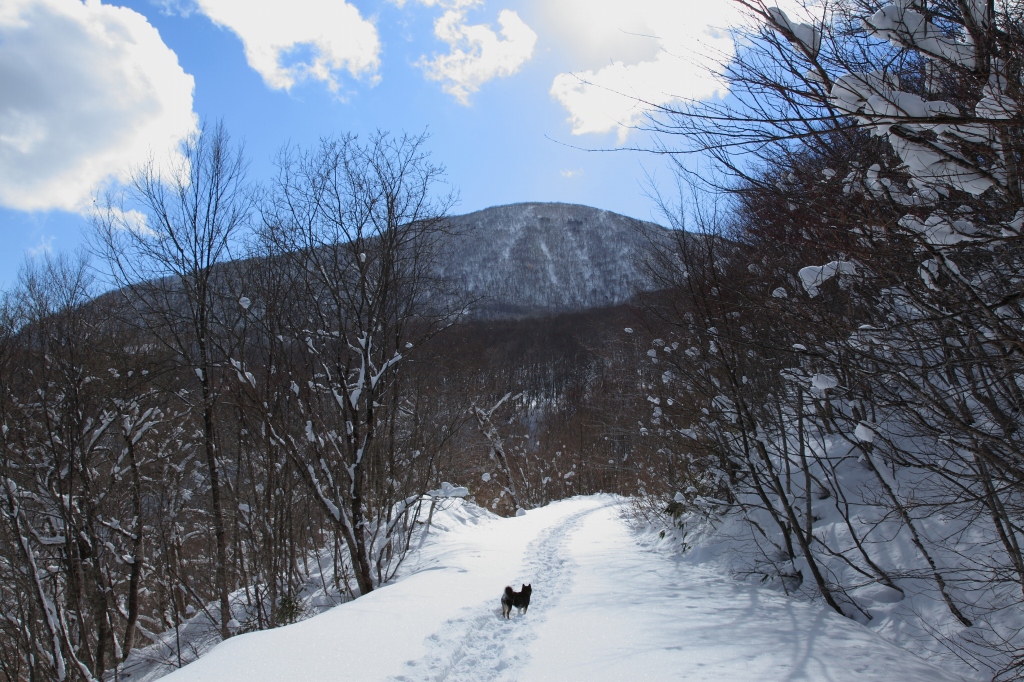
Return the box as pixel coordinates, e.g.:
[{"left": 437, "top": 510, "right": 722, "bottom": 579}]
[{"left": 501, "top": 584, "right": 532, "bottom": 619}]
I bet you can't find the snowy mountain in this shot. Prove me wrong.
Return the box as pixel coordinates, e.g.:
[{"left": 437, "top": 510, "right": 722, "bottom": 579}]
[{"left": 437, "top": 203, "right": 666, "bottom": 319}]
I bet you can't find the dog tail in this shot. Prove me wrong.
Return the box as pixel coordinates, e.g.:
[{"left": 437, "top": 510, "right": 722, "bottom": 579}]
[{"left": 504, "top": 586, "right": 514, "bottom": 598}]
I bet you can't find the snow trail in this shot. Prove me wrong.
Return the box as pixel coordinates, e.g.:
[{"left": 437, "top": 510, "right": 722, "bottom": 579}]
[
  {"left": 159, "top": 495, "right": 963, "bottom": 682},
  {"left": 391, "top": 501, "right": 612, "bottom": 681},
  {"left": 523, "top": 504, "right": 963, "bottom": 681}
]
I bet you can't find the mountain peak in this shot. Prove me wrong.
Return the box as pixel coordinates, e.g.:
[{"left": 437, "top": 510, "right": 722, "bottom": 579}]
[{"left": 440, "top": 203, "right": 664, "bottom": 319}]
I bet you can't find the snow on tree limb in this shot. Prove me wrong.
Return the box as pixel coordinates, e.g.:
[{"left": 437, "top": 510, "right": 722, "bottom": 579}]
[
  {"left": 798, "top": 261, "right": 857, "bottom": 297},
  {"left": 767, "top": 7, "right": 822, "bottom": 59},
  {"left": 426, "top": 482, "right": 469, "bottom": 498},
  {"left": 863, "top": 3, "right": 978, "bottom": 69}
]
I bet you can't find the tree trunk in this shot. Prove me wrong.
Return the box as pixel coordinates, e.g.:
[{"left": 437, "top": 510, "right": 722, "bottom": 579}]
[
  {"left": 201, "top": 375, "right": 232, "bottom": 640},
  {"left": 347, "top": 471, "right": 375, "bottom": 596},
  {"left": 122, "top": 438, "right": 146, "bottom": 657}
]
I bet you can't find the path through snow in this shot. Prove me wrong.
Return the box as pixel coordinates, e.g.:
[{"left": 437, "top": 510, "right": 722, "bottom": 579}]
[
  {"left": 391, "top": 502, "right": 604, "bottom": 681},
  {"left": 161, "top": 496, "right": 963, "bottom": 681}
]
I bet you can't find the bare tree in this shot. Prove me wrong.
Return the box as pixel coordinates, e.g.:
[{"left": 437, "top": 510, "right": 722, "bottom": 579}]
[
  {"left": 472, "top": 392, "right": 522, "bottom": 510},
  {"left": 629, "top": 0, "right": 1024, "bottom": 672},
  {"left": 93, "top": 120, "right": 253, "bottom": 640},
  {"left": 257, "top": 131, "right": 459, "bottom": 596}
]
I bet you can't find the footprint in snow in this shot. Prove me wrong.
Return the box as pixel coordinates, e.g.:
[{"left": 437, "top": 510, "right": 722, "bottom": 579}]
[{"left": 389, "top": 504, "right": 610, "bottom": 682}]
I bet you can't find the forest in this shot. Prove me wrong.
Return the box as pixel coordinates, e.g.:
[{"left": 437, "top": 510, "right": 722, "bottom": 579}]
[{"left": 4, "top": 0, "right": 1024, "bottom": 679}]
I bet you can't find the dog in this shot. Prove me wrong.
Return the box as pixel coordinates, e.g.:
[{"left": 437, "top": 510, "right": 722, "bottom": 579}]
[{"left": 501, "top": 583, "right": 532, "bottom": 619}]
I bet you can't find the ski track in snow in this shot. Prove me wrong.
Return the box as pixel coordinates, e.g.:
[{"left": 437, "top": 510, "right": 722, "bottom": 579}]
[{"left": 391, "top": 502, "right": 612, "bottom": 682}]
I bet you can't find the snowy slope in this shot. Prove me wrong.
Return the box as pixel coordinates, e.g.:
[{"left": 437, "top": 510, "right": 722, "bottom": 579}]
[
  {"left": 157, "top": 496, "right": 961, "bottom": 682},
  {"left": 648, "top": 416, "right": 1024, "bottom": 680},
  {"left": 438, "top": 203, "right": 666, "bottom": 319}
]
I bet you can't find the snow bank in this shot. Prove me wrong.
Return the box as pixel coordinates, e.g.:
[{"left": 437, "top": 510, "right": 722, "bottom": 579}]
[
  {"left": 644, "top": 430, "right": 1023, "bottom": 681},
  {"left": 119, "top": 498, "right": 491, "bottom": 682}
]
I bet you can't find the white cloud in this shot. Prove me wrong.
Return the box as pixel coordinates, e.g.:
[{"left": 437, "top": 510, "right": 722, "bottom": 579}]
[
  {"left": 94, "top": 205, "right": 154, "bottom": 237},
  {"left": 0, "top": 0, "right": 197, "bottom": 213},
  {"left": 194, "top": 0, "right": 381, "bottom": 92},
  {"left": 26, "top": 235, "right": 55, "bottom": 258},
  {"left": 545, "top": 0, "right": 739, "bottom": 142},
  {"left": 417, "top": 2, "right": 537, "bottom": 105},
  {"left": 533, "top": 0, "right": 660, "bottom": 66},
  {"left": 401, "top": 0, "right": 477, "bottom": 7},
  {"left": 560, "top": 169, "right": 582, "bottom": 178},
  {"left": 394, "top": 0, "right": 479, "bottom": 11}
]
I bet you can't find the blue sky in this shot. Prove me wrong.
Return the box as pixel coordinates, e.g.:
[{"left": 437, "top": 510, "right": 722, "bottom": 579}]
[{"left": 0, "top": 0, "right": 741, "bottom": 289}]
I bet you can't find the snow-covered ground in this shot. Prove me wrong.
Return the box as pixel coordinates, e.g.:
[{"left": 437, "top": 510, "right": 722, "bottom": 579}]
[{"left": 157, "top": 495, "right": 962, "bottom": 681}]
